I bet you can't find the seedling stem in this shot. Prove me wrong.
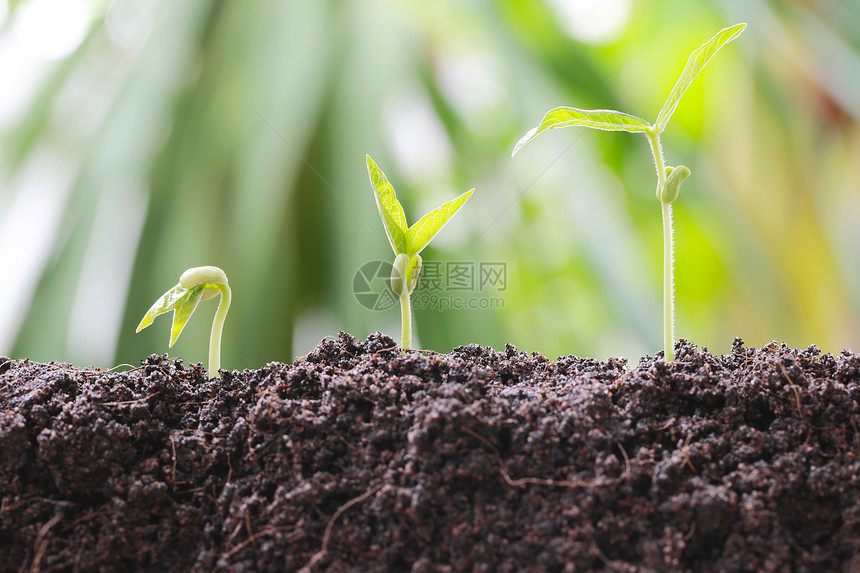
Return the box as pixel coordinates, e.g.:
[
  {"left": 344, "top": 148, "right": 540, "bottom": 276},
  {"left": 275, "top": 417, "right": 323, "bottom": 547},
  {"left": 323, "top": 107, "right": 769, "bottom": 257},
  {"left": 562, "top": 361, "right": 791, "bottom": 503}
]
[
  {"left": 645, "top": 129, "right": 676, "bottom": 361},
  {"left": 400, "top": 287, "right": 413, "bottom": 349},
  {"left": 206, "top": 281, "right": 231, "bottom": 376}
]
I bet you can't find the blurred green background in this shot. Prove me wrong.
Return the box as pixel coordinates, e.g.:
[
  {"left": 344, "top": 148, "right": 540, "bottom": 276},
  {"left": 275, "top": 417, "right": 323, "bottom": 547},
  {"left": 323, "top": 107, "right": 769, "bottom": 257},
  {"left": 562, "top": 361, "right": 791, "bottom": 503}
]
[{"left": 1, "top": 0, "right": 858, "bottom": 370}]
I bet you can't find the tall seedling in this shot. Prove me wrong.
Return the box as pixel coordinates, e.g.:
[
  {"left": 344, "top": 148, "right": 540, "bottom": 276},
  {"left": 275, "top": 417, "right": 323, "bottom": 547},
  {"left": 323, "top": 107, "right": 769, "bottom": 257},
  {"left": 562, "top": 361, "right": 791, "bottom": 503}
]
[
  {"left": 512, "top": 23, "right": 746, "bottom": 361},
  {"left": 366, "top": 155, "right": 474, "bottom": 349}
]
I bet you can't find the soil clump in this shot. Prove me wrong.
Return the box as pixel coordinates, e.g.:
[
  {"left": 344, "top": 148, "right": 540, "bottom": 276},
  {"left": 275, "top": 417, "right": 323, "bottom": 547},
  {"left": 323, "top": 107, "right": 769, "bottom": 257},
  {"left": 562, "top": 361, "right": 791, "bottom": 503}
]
[{"left": 2, "top": 333, "right": 859, "bottom": 571}]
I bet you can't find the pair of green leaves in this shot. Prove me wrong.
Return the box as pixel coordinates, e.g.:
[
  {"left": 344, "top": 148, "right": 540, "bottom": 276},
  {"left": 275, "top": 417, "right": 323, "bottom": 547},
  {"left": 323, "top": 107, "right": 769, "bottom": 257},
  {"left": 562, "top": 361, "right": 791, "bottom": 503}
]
[
  {"left": 511, "top": 23, "right": 747, "bottom": 156},
  {"left": 367, "top": 155, "right": 474, "bottom": 258},
  {"left": 136, "top": 266, "right": 227, "bottom": 347}
]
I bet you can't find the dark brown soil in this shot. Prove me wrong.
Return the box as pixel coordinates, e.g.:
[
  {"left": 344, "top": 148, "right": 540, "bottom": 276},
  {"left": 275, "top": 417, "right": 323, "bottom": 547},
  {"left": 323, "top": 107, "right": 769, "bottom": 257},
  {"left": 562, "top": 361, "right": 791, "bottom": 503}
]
[{"left": 2, "top": 333, "right": 860, "bottom": 572}]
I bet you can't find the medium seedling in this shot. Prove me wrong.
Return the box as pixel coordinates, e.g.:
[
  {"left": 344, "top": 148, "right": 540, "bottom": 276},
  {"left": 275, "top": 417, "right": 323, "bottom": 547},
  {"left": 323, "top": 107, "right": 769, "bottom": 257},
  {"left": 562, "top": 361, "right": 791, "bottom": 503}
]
[
  {"left": 512, "top": 23, "right": 746, "bottom": 361},
  {"left": 136, "top": 266, "right": 232, "bottom": 377},
  {"left": 366, "top": 155, "right": 474, "bottom": 349}
]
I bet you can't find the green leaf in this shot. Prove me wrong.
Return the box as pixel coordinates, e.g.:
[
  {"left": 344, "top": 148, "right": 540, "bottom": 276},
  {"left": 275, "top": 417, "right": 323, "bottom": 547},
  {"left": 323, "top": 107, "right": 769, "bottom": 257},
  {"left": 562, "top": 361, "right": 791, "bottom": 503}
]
[
  {"left": 136, "top": 283, "right": 188, "bottom": 332},
  {"left": 136, "top": 282, "right": 207, "bottom": 347},
  {"left": 169, "top": 284, "right": 204, "bottom": 347},
  {"left": 366, "top": 155, "right": 408, "bottom": 254},
  {"left": 512, "top": 107, "right": 650, "bottom": 156},
  {"left": 407, "top": 189, "right": 474, "bottom": 256},
  {"left": 655, "top": 23, "right": 746, "bottom": 133}
]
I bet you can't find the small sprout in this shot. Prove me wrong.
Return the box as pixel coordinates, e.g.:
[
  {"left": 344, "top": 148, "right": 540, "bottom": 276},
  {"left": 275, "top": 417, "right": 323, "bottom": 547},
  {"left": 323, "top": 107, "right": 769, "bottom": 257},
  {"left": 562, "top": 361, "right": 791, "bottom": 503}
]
[
  {"left": 136, "top": 266, "right": 232, "bottom": 377},
  {"left": 512, "top": 23, "right": 746, "bottom": 361},
  {"left": 366, "top": 155, "right": 474, "bottom": 349}
]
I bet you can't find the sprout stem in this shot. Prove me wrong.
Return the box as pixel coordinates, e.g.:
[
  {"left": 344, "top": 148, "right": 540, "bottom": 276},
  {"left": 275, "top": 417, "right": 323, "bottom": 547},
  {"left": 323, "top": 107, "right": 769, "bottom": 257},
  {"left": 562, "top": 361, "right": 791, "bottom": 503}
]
[
  {"left": 661, "top": 201, "right": 675, "bottom": 362},
  {"left": 400, "top": 289, "right": 413, "bottom": 349},
  {"left": 208, "top": 283, "right": 232, "bottom": 376},
  {"left": 646, "top": 129, "right": 675, "bottom": 361}
]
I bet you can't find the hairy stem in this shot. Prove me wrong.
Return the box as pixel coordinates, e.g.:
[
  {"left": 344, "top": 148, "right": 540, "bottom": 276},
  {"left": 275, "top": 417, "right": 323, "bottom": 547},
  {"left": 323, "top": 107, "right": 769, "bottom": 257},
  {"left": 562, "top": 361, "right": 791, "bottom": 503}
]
[
  {"left": 646, "top": 129, "right": 667, "bottom": 188},
  {"left": 209, "top": 284, "right": 232, "bottom": 377},
  {"left": 400, "top": 289, "right": 413, "bottom": 349},
  {"left": 661, "top": 201, "right": 675, "bottom": 361},
  {"left": 646, "top": 129, "right": 675, "bottom": 361}
]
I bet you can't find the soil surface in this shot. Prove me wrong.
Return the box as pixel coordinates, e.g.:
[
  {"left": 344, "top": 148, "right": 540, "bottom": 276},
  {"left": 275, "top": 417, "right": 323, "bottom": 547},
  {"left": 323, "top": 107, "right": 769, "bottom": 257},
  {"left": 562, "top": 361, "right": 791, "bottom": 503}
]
[{"left": 2, "top": 333, "right": 860, "bottom": 572}]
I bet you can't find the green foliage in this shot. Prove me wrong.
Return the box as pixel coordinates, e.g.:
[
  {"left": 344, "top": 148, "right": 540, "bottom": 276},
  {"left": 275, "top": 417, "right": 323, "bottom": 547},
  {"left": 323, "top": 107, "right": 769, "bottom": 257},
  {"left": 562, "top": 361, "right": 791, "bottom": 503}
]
[
  {"left": 514, "top": 23, "right": 747, "bottom": 158},
  {"left": 655, "top": 23, "right": 747, "bottom": 133},
  {"left": 407, "top": 192, "right": 474, "bottom": 257},
  {"left": 367, "top": 155, "right": 474, "bottom": 258},
  {"left": 367, "top": 156, "right": 409, "bottom": 255},
  {"left": 512, "top": 24, "right": 746, "bottom": 361},
  {"left": 513, "top": 109, "right": 650, "bottom": 156},
  {"left": 136, "top": 283, "right": 202, "bottom": 346},
  {"left": 136, "top": 266, "right": 232, "bottom": 377},
  {"left": 366, "top": 155, "right": 474, "bottom": 348}
]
